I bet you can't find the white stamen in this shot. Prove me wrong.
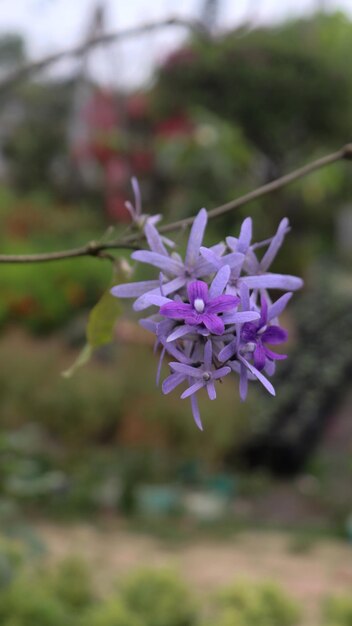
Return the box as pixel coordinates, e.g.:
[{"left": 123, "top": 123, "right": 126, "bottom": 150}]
[{"left": 194, "top": 298, "right": 205, "bottom": 313}]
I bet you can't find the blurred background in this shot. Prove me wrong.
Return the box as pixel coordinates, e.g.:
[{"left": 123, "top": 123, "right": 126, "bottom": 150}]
[{"left": 0, "top": 1, "right": 352, "bottom": 625}]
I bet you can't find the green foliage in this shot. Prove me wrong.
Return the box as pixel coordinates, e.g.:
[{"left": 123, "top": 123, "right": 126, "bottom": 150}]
[
  {"left": 83, "top": 600, "right": 143, "bottom": 626},
  {"left": 46, "top": 557, "right": 94, "bottom": 610},
  {"left": 324, "top": 595, "right": 352, "bottom": 626},
  {"left": 0, "top": 576, "right": 74, "bottom": 626},
  {"left": 214, "top": 580, "right": 301, "bottom": 626},
  {"left": 120, "top": 568, "right": 198, "bottom": 626}
]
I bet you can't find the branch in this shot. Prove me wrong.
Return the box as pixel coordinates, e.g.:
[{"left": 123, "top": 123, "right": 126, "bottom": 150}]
[
  {"left": 0, "top": 17, "right": 207, "bottom": 94},
  {"left": 0, "top": 144, "right": 351, "bottom": 264}
]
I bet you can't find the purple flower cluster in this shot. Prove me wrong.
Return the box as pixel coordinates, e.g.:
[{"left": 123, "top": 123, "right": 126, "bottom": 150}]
[{"left": 111, "top": 195, "right": 303, "bottom": 430}]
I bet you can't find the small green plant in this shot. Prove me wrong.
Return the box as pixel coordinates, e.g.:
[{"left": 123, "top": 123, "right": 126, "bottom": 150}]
[
  {"left": 214, "top": 580, "right": 301, "bottom": 626},
  {"left": 324, "top": 594, "right": 352, "bottom": 626},
  {"left": 46, "top": 557, "right": 94, "bottom": 610},
  {"left": 82, "top": 600, "right": 143, "bottom": 626},
  {"left": 0, "top": 576, "right": 75, "bottom": 626},
  {"left": 120, "top": 568, "right": 198, "bottom": 626}
]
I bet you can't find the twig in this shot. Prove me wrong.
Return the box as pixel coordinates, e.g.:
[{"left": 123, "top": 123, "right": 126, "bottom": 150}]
[
  {"left": 0, "top": 144, "right": 351, "bottom": 264},
  {"left": 0, "top": 17, "right": 207, "bottom": 94}
]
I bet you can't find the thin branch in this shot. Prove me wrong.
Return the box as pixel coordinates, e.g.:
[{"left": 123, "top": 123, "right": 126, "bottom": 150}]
[
  {"left": 0, "top": 144, "right": 351, "bottom": 264},
  {"left": 0, "top": 17, "right": 207, "bottom": 94}
]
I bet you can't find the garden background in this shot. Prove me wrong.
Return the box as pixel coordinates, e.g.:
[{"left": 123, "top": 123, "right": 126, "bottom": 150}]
[{"left": 0, "top": 1, "right": 352, "bottom": 625}]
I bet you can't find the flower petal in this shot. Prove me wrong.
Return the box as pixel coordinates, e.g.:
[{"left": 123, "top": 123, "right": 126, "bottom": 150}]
[
  {"left": 260, "top": 218, "right": 289, "bottom": 271},
  {"left": 239, "top": 356, "right": 275, "bottom": 396},
  {"left": 206, "top": 294, "right": 239, "bottom": 314},
  {"left": 144, "top": 221, "right": 168, "bottom": 256},
  {"left": 160, "top": 301, "right": 193, "bottom": 319},
  {"left": 181, "top": 380, "right": 205, "bottom": 399},
  {"left": 187, "top": 280, "right": 208, "bottom": 306},
  {"left": 222, "top": 311, "right": 260, "bottom": 325},
  {"left": 162, "top": 372, "right": 186, "bottom": 394},
  {"left": 240, "top": 274, "right": 303, "bottom": 291},
  {"left": 209, "top": 265, "right": 231, "bottom": 298},
  {"left": 212, "top": 366, "right": 231, "bottom": 380},
  {"left": 262, "top": 325, "right": 288, "bottom": 344},
  {"left": 111, "top": 280, "right": 159, "bottom": 298},
  {"left": 170, "top": 362, "right": 204, "bottom": 378},
  {"left": 207, "top": 381, "right": 216, "bottom": 400},
  {"left": 191, "top": 394, "right": 203, "bottom": 431},
  {"left": 253, "top": 342, "right": 266, "bottom": 371},
  {"left": 133, "top": 276, "right": 186, "bottom": 311},
  {"left": 202, "top": 313, "right": 224, "bottom": 335},
  {"left": 218, "top": 340, "right": 237, "bottom": 362},
  {"left": 264, "top": 347, "right": 287, "bottom": 361},
  {"left": 268, "top": 292, "right": 292, "bottom": 321},
  {"left": 132, "top": 250, "right": 182, "bottom": 274},
  {"left": 166, "top": 325, "right": 194, "bottom": 342},
  {"left": 204, "top": 339, "right": 213, "bottom": 370},
  {"left": 239, "top": 363, "right": 248, "bottom": 401},
  {"left": 185, "top": 208, "right": 207, "bottom": 267}
]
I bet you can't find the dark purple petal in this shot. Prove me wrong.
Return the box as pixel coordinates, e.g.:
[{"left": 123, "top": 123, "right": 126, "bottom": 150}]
[
  {"left": 187, "top": 280, "right": 208, "bottom": 306},
  {"left": 253, "top": 342, "right": 266, "bottom": 371},
  {"left": 162, "top": 372, "right": 186, "bottom": 395},
  {"left": 170, "top": 362, "right": 204, "bottom": 378},
  {"left": 206, "top": 294, "right": 239, "bottom": 314},
  {"left": 241, "top": 322, "right": 258, "bottom": 343},
  {"left": 191, "top": 394, "right": 203, "bottom": 431},
  {"left": 185, "top": 208, "right": 207, "bottom": 267},
  {"left": 264, "top": 347, "right": 287, "bottom": 361},
  {"left": 185, "top": 313, "right": 204, "bottom": 326},
  {"left": 160, "top": 301, "right": 193, "bottom": 319},
  {"left": 202, "top": 313, "right": 224, "bottom": 335},
  {"left": 262, "top": 325, "right": 288, "bottom": 344}
]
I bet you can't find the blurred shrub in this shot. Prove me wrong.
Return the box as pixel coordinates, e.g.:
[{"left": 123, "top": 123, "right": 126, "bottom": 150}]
[
  {"left": 83, "top": 600, "right": 143, "bottom": 626},
  {"left": 0, "top": 537, "right": 24, "bottom": 589},
  {"left": 324, "top": 594, "right": 352, "bottom": 626},
  {"left": 0, "top": 576, "right": 74, "bottom": 626},
  {"left": 46, "top": 557, "right": 94, "bottom": 610},
  {"left": 213, "top": 580, "right": 301, "bottom": 626},
  {"left": 120, "top": 568, "right": 198, "bottom": 626},
  {"left": 0, "top": 186, "right": 110, "bottom": 333}
]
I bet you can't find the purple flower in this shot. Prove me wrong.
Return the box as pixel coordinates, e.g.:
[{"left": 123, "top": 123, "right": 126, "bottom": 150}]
[
  {"left": 165, "top": 340, "right": 231, "bottom": 430},
  {"left": 240, "top": 296, "right": 288, "bottom": 371},
  {"left": 110, "top": 183, "right": 302, "bottom": 427},
  {"left": 159, "top": 279, "right": 239, "bottom": 335}
]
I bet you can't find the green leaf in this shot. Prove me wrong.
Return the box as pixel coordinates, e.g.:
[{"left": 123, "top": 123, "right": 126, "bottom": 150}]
[
  {"left": 62, "top": 344, "right": 92, "bottom": 379},
  {"left": 62, "top": 260, "right": 131, "bottom": 377},
  {"left": 87, "top": 286, "right": 122, "bottom": 349}
]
